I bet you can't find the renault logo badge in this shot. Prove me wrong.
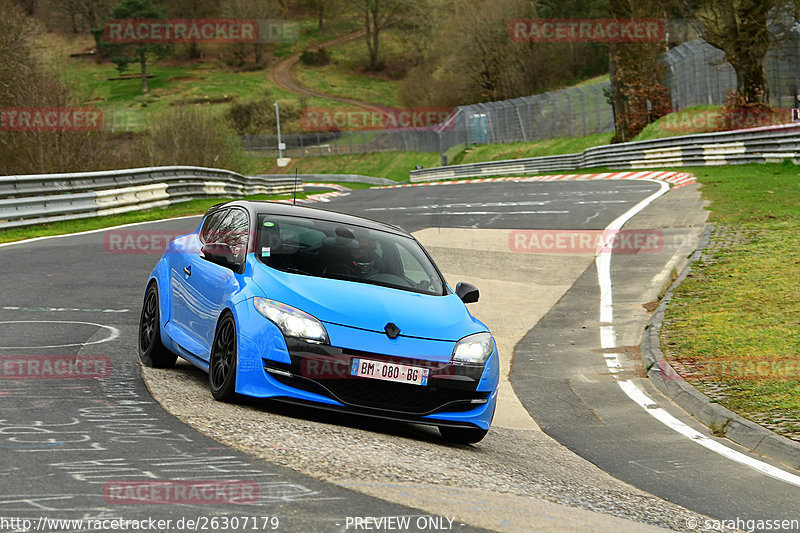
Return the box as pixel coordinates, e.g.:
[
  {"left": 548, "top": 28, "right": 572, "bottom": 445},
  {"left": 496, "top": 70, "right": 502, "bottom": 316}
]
[{"left": 384, "top": 323, "right": 400, "bottom": 339}]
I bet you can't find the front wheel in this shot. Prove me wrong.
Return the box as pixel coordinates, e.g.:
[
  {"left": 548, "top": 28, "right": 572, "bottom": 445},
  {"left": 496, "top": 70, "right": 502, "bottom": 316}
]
[
  {"left": 138, "top": 284, "right": 177, "bottom": 368},
  {"left": 439, "top": 425, "right": 489, "bottom": 444},
  {"left": 209, "top": 313, "right": 238, "bottom": 402}
]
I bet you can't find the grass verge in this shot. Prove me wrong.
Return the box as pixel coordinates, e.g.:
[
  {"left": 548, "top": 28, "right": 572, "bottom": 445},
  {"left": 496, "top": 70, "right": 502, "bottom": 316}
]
[
  {"left": 661, "top": 161, "right": 800, "bottom": 437},
  {"left": 634, "top": 105, "right": 722, "bottom": 141},
  {"left": 0, "top": 192, "right": 310, "bottom": 245},
  {"left": 263, "top": 151, "right": 441, "bottom": 182},
  {"left": 452, "top": 133, "right": 613, "bottom": 165},
  {"left": 293, "top": 28, "right": 406, "bottom": 107}
]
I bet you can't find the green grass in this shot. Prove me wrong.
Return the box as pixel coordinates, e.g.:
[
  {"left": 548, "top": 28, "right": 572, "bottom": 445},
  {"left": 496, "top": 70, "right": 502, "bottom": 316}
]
[
  {"left": 264, "top": 151, "right": 441, "bottom": 182},
  {"left": 69, "top": 58, "right": 341, "bottom": 132},
  {"left": 452, "top": 133, "right": 613, "bottom": 165},
  {"left": 661, "top": 162, "right": 800, "bottom": 421},
  {"left": 571, "top": 74, "right": 609, "bottom": 87},
  {"left": 0, "top": 192, "right": 310, "bottom": 245},
  {"left": 634, "top": 105, "right": 722, "bottom": 141},
  {"left": 273, "top": 17, "right": 362, "bottom": 59},
  {"left": 42, "top": 27, "right": 350, "bottom": 133},
  {"left": 293, "top": 29, "right": 406, "bottom": 107}
]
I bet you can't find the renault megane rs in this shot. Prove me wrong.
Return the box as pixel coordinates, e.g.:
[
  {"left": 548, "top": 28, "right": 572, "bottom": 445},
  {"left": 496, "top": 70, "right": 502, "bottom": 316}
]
[{"left": 138, "top": 201, "right": 498, "bottom": 443}]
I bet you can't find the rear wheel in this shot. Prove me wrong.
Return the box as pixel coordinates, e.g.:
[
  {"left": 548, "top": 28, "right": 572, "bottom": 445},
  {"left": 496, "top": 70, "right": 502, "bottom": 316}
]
[
  {"left": 138, "top": 284, "right": 177, "bottom": 368},
  {"left": 439, "top": 425, "right": 489, "bottom": 444},
  {"left": 209, "top": 313, "right": 238, "bottom": 402}
]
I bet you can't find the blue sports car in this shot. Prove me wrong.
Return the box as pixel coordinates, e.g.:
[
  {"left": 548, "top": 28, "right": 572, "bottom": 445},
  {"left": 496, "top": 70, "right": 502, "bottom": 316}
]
[{"left": 138, "top": 200, "right": 498, "bottom": 443}]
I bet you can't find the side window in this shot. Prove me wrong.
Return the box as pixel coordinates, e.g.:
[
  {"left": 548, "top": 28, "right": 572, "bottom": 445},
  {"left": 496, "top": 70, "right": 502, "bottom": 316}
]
[
  {"left": 218, "top": 209, "right": 250, "bottom": 263},
  {"left": 199, "top": 209, "right": 228, "bottom": 244}
]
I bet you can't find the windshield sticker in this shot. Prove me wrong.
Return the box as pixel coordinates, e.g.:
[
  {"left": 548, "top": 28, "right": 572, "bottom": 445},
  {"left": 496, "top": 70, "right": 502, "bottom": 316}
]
[
  {"left": 261, "top": 247, "right": 271, "bottom": 257},
  {"left": 264, "top": 221, "right": 275, "bottom": 227}
]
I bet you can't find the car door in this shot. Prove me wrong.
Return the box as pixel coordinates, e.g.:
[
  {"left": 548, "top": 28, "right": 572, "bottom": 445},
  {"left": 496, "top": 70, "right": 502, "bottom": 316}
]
[
  {"left": 183, "top": 207, "right": 250, "bottom": 360},
  {"left": 169, "top": 209, "right": 228, "bottom": 355}
]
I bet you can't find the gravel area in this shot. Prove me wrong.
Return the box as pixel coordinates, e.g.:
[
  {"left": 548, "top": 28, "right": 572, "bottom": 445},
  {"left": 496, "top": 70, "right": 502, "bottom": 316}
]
[{"left": 143, "top": 362, "right": 730, "bottom": 532}]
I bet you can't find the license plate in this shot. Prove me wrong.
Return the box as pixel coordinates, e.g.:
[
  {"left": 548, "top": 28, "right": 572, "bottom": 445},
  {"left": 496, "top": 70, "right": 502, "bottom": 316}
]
[{"left": 351, "top": 358, "right": 429, "bottom": 386}]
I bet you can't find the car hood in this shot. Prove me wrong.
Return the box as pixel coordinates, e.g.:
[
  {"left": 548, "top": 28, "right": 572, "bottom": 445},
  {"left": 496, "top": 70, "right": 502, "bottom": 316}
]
[{"left": 251, "top": 261, "right": 483, "bottom": 342}]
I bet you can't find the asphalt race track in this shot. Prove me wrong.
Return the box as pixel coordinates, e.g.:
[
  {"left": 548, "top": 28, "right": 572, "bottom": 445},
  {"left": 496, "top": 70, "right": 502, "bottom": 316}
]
[{"left": 1, "top": 180, "right": 797, "bottom": 532}]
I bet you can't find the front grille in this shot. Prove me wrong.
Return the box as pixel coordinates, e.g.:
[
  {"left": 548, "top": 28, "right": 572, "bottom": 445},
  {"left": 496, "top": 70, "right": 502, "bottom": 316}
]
[
  {"left": 266, "top": 339, "right": 489, "bottom": 416},
  {"left": 268, "top": 370, "right": 487, "bottom": 415}
]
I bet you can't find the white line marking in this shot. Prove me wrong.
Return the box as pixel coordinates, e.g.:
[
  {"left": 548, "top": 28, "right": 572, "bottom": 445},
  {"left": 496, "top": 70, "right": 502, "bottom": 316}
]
[
  {"left": 430, "top": 210, "right": 570, "bottom": 215},
  {"left": 0, "top": 321, "right": 120, "bottom": 349},
  {"left": 596, "top": 178, "right": 800, "bottom": 487}
]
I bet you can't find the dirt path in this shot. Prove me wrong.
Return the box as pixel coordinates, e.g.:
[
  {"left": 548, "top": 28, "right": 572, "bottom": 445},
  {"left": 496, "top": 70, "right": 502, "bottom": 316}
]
[{"left": 269, "top": 29, "right": 386, "bottom": 112}]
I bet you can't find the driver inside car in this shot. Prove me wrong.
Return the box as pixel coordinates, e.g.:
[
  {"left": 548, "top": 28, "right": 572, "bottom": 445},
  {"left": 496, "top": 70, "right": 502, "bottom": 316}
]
[{"left": 342, "top": 239, "right": 379, "bottom": 277}]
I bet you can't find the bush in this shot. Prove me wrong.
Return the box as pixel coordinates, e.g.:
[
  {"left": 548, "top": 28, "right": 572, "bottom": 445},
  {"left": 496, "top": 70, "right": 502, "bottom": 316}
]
[
  {"left": 300, "top": 46, "right": 331, "bottom": 66},
  {"left": 138, "top": 107, "right": 248, "bottom": 173},
  {"left": 225, "top": 94, "right": 304, "bottom": 135},
  {"left": 716, "top": 89, "right": 787, "bottom": 132}
]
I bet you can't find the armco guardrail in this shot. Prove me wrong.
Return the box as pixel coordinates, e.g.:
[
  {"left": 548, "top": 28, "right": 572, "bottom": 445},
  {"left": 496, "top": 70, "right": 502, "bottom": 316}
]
[
  {"left": 255, "top": 173, "right": 395, "bottom": 186},
  {"left": 411, "top": 123, "right": 800, "bottom": 182},
  {"left": 0, "top": 166, "right": 300, "bottom": 230}
]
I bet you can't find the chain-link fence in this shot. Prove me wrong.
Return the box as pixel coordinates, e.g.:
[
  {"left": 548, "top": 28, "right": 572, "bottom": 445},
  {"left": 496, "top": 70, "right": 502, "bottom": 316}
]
[
  {"left": 436, "top": 83, "right": 613, "bottom": 159},
  {"left": 242, "top": 82, "right": 614, "bottom": 160},
  {"left": 662, "top": 37, "right": 800, "bottom": 109},
  {"left": 241, "top": 130, "right": 442, "bottom": 158}
]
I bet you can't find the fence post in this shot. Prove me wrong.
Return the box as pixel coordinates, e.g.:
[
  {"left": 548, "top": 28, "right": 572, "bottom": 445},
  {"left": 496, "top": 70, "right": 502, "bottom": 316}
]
[{"left": 566, "top": 90, "right": 573, "bottom": 137}]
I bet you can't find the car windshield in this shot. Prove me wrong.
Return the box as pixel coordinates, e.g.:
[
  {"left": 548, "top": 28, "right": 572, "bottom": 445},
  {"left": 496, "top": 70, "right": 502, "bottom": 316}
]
[{"left": 256, "top": 214, "right": 446, "bottom": 296}]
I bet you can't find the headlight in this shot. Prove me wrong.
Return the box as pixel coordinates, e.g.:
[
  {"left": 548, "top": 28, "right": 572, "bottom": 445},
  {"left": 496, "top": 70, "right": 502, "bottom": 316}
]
[
  {"left": 452, "top": 332, "right": 494, "bottom": 365},
  {"left": 253, "top": 297, "right": 329, "bottom": 344}
]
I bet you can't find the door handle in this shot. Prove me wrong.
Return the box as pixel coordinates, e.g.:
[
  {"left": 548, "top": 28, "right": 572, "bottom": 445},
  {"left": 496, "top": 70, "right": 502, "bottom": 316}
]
[{"left": 183, "top": 266, "right": 192, "bottom": 276}]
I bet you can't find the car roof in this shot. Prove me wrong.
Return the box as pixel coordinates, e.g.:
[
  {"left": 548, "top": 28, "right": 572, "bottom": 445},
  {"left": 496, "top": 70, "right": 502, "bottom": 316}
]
[{"left": 207, "top": 200, "right": 410, "bottom": 237}]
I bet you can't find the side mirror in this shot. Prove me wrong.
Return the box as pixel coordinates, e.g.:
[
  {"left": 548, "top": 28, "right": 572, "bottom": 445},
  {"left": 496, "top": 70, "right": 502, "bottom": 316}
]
[
  {"left": 201, "top": 242, "right": 237, "bottom": 269},
  {"left": 455, "top": 282, "right": 479, "bottom": 304}
]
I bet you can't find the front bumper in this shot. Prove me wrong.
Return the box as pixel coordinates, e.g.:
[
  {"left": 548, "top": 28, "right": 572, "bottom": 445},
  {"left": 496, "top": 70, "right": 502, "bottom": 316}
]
[{"left": 264, "top": 338, "right": 496, "bottom": 429}]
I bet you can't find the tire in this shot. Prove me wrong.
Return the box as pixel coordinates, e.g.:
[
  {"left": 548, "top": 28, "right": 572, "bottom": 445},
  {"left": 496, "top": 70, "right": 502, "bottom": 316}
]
[
  {"left": 439, "top": 425, "right": 489, "bottom": 444},
  {"left": 209, "top": 313, "right": 238, "bottom": 402},
  {"left": 138, "top": 284, "right": 177, "bottom": 368}
]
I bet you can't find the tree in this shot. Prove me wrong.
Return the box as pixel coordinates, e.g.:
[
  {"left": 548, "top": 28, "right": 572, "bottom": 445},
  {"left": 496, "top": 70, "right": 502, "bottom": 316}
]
[
  {"left": 167, "top": 0, "right": 221, "bottom": 58},
  {"left": 220, "top": 0, "right": 279, "bottom": 66},
  {"left": 13, "top": 0, "right": 35, "bottom": 15},
  {"left": 537, "top": 0, "right": 610, "bottom": 80},
  {"left": 694, "top": 0, "right": 790, "bottom": 104},
  {"left": 97, "top": 0, "right": 172, "bottom": 93},
  {"left": 347, "top": 0, "right": 405, "bottom": 71},
  {"left": 404, "top": 0, "right": 554, "bottom": 106},
  {"left": 304, "top": 0, "right": 342, "bottom": 33},
  {"left": 608, "top": 0, "right": 675, "bottom": 141},
  {"left": 47, "top": 0, "right": 116, "bottom": 37},
  {"left": 0, "top": 0, "right": 111, "bottom": 175}
]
